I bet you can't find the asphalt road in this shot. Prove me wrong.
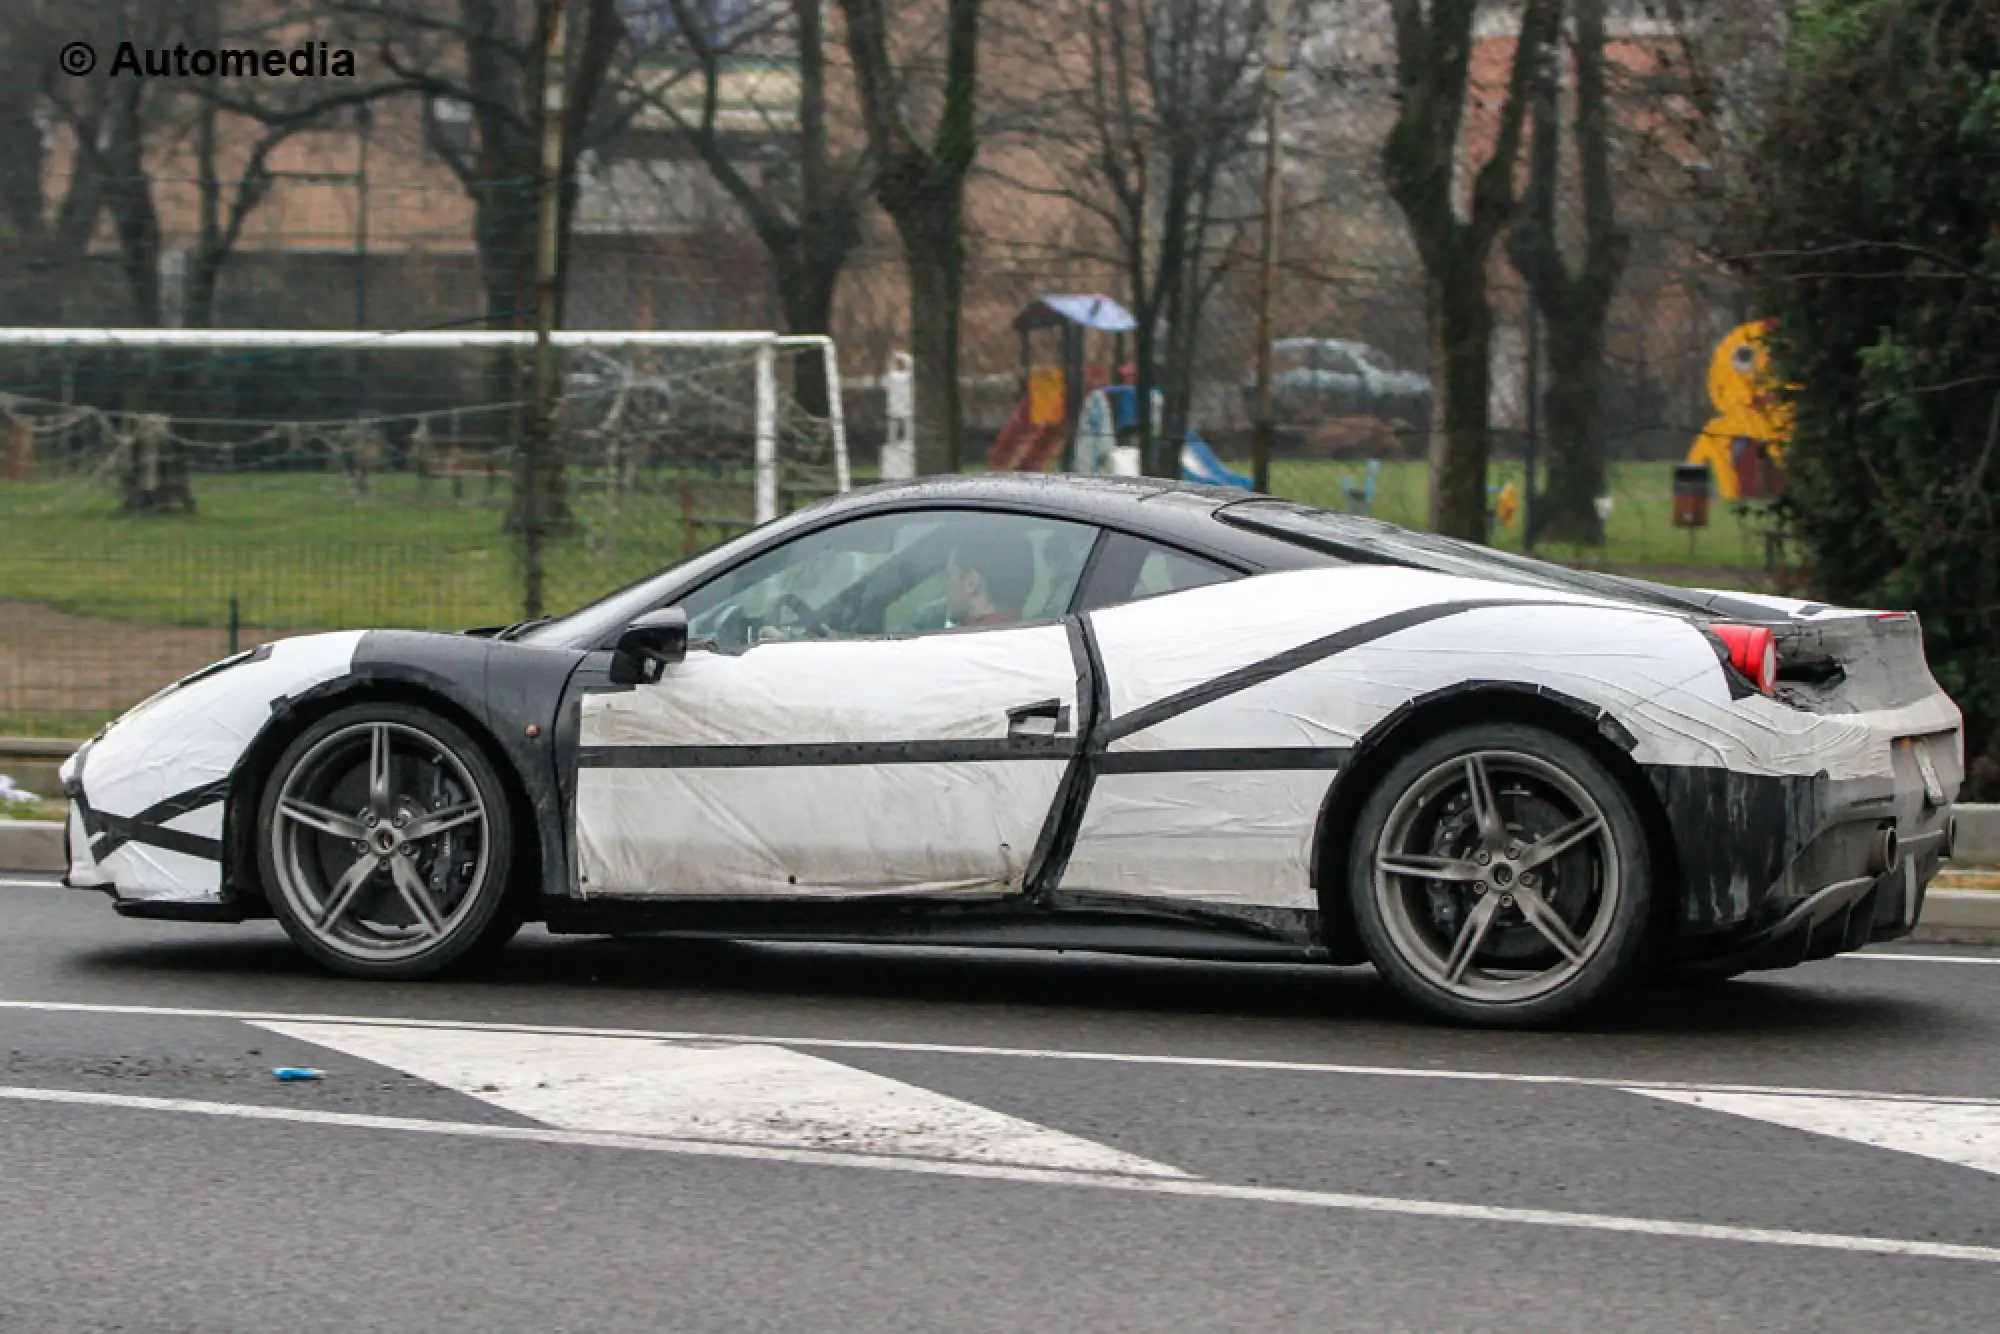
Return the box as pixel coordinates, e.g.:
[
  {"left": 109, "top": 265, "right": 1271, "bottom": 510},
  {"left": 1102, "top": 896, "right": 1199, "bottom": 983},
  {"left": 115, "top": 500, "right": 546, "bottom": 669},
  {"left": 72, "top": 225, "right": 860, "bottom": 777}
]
[{"left": 3, "top": 875, "right": 1999, "bottom": 1332}]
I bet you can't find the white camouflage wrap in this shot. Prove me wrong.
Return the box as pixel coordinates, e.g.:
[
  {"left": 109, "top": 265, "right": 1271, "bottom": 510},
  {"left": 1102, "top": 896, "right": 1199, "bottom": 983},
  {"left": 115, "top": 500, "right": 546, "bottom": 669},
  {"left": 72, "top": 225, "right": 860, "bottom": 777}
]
[
  {"left": 61, "top": 631, "right": 365, "bottom": 902},
  {"left": 572, "top": 565, "right": 1957, "bottom": 914},
  {"left": 576, "top": 626, "right": 1077, "bottom": 899}
]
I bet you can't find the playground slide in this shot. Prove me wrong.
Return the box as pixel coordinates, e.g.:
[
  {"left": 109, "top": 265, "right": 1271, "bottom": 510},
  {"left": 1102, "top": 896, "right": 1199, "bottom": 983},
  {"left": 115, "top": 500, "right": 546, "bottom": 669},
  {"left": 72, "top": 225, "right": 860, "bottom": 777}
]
[
  {"left": 1181, "top": 432, "right": 1253, "bottom": 489},
  {"left": 986, "top": 370, "right": 1072, "bottom": 473},
  {"left": 986, "top": 402, "right": 1068, "bottom": 472}
]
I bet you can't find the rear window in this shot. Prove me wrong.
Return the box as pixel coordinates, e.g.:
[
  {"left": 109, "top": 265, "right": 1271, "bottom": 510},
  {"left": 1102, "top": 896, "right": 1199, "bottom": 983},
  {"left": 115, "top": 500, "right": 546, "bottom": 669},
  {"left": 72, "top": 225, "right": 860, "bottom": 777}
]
[{"left": 1215, "top": 500, "right": 1709, "bottom": 613}]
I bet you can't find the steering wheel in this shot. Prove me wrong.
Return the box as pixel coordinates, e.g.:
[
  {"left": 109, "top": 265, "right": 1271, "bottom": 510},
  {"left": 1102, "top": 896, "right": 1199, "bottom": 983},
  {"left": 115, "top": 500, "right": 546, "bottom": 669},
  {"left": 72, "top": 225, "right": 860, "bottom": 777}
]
[{"left": 766, "top": 591, "right": 831, "bottom": 639}]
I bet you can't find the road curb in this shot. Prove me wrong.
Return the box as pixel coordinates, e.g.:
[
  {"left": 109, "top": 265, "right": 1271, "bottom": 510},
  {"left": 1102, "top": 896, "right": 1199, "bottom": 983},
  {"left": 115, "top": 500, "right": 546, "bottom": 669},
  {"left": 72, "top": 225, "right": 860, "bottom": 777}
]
[
  {"left": 0, "top": 737, "right": 76, "bottom": 813},
  {"left": 1913, "top": 889, "right": 2000, "bottom": 946},
  {"left": 0, "top": 820, "right": 63, "bottom": 875},
  {"left": 1953, "top": 804, "right": 2000, "bottom": 862}
]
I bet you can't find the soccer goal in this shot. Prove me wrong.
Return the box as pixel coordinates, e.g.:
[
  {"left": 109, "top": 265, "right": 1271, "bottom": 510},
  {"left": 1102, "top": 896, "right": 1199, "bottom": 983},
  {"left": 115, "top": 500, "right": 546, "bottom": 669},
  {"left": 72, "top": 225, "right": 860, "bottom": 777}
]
[
  {"left": 0, "top": 326, "right": 847, "bottom": 522},
  {"left": 0, "top": 328, "right": 850, "bottom": 715}
]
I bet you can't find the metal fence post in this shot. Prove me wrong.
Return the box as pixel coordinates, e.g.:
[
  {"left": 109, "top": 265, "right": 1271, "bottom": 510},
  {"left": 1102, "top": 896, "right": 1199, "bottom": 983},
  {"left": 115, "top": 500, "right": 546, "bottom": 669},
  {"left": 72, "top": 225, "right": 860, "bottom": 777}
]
[{"left": 754, "top": 339, "right": 778, "bottom": 523}]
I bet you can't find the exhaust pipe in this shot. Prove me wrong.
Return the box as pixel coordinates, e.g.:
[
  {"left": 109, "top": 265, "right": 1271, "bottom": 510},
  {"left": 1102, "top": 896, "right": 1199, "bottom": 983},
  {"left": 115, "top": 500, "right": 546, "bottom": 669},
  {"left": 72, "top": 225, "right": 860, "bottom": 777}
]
[{"left": 1867, "top": 825, "right": 1901, "bottom": 877}]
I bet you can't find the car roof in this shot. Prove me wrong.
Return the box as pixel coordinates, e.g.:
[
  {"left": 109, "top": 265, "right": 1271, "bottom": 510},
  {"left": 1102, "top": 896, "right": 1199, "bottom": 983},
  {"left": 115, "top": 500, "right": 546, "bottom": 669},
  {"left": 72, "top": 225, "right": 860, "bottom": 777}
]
[
  {"left": 825, "top": 472, "right": 1243, "bottom": 515},
  {"left": 797, "top": 473, "right": 1310, "bottom": 567}
]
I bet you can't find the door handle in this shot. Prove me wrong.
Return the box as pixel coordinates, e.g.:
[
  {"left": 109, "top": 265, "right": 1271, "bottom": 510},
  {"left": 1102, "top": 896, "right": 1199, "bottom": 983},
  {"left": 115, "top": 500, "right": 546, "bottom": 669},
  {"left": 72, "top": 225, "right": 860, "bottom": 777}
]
[{"left": 1006, "top": 698, "right": 1071, "bottom": 738}]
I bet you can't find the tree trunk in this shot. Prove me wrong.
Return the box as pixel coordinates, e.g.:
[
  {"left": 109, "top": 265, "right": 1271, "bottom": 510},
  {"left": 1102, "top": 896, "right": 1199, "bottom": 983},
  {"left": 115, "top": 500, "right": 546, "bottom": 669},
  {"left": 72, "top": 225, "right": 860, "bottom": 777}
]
[
  {"left": 1383, "top": 0, "right": 1559, "bottom": 544},
  {"left": 898, "top": 216, "right": 963, "bottom": 476},
  {"left": 102, "top": 107, "right": 162, "bottom": 326},
  {"left": 1427, "top": 267, "right": 1496, "bottom": 540},
  {"left": 776, "top": 258, "right": 840, "bottom": 420},
  {"left": 1537, "top": 318, "right": 1608, "bottom": 544},
  {"left": 475, "top": 148, "right": 578, "bottom": 537},
  {"left": 1516, "top": 0, "right": 1623, "bottom": 547},
  {"left": 839, "top": 0, "right": 982, "bottom": 475}
]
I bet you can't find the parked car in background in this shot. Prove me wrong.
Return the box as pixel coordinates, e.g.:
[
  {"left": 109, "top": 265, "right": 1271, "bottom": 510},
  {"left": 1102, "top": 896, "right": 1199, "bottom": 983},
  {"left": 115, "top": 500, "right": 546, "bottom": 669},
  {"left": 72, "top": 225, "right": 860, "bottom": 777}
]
[{"left": 1247, "top": 339, "right": 1432, "bottom": 440}]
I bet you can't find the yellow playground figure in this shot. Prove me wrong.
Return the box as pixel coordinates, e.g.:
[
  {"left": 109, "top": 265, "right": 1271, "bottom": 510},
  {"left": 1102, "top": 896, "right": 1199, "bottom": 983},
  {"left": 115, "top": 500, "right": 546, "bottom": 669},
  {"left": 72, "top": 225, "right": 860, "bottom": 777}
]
[{"left": 1685, "top": 320, "right": 1791, "bottom": 501}]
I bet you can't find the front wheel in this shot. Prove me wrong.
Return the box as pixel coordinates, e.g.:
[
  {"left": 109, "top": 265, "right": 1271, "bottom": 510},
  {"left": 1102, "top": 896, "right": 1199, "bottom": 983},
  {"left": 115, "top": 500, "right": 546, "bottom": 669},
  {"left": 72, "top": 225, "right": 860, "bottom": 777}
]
[
  {"left": 1347, "top": 723, "right": 1653, "bottom": 1027},
  {"left": 257, "top": 702, "right": 521, "bottom": 980}
]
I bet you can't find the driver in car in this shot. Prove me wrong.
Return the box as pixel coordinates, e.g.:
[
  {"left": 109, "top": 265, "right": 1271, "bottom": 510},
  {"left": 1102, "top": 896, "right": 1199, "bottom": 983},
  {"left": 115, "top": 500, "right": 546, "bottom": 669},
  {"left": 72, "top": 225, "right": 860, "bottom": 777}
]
[{"left": 945, "top": 538, "right": 1036, "bottom": 628}]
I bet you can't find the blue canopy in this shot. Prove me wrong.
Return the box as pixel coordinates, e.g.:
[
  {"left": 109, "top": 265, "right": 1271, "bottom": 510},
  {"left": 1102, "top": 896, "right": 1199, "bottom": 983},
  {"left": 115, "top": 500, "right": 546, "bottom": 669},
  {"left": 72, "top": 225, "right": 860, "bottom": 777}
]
[{"left": 1013, "top": 295, "right": 1138, "bottom": 333}]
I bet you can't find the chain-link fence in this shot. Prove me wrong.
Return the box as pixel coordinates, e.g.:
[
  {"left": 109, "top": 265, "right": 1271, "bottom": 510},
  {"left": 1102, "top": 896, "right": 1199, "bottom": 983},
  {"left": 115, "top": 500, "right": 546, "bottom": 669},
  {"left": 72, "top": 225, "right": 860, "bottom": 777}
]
[{"left": 0, "top": 330, "right": 842, "bottom": 731}]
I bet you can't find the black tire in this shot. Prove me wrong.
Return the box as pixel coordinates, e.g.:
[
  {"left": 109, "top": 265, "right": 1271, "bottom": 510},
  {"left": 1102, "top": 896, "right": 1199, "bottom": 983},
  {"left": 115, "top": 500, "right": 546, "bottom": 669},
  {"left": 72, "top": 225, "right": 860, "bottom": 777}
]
[
  {"left": 1346, "top": 721, "right": 1653, "bottom": 1027},
  {"left": 257, "top": 701, "right": 522, "bottom": 980}
]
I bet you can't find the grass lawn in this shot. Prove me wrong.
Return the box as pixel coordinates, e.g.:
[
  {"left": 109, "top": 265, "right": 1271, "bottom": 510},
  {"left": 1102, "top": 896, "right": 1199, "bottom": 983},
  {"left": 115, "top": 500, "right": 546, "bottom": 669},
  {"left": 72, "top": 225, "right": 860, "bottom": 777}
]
[
  {"left": 1261, "top": 457, "right": 1780, "bottom": 573},
  {"left": 0, "top": 469, "right": 758, "bottom": 632},
  {"left": 0, "top": 457, "right": 1782, "bottom": 636}
]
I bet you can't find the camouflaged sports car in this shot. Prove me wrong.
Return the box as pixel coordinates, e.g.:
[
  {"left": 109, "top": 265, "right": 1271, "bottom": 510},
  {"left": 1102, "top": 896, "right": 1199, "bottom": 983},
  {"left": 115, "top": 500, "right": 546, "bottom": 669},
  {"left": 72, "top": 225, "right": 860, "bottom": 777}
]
[{"left": 61, "top": 475, "right": 1962, "bottom": 1025}]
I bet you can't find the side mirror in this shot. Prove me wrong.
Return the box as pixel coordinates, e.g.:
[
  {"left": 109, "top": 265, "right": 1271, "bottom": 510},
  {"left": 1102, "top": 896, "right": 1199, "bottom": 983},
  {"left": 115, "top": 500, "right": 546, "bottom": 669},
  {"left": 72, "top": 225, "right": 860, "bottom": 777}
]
[{"left": 609, "top": 606, "right": 689, "bottom": 685}]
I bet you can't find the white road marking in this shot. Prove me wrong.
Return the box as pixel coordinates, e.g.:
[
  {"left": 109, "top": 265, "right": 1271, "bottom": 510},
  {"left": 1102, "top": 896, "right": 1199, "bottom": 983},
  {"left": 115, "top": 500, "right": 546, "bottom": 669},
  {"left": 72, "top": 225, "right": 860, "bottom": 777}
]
[
  {"left": 0, "top": 878, "right": 63, "bottom": 890},
  {"left": 255, "top": 1020, "right": 1183, "bottom": 1177},
  {"left": 0, "top": 1081, "right": 1994, "bottom": 1265},
  {"left": 1844, "top": 952, "right": 2000, "bottom": 967},
  {"left": 4, "top": 997, "right": 1997, "bottom": 1109},
  {"left": 1633, "top": 1089, "right": 2000, "bottom": 1179}
]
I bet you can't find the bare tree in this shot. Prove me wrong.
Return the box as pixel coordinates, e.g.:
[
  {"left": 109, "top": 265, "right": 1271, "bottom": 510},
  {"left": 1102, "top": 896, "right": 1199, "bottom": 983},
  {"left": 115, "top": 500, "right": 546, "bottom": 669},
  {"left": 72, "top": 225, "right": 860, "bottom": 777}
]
[
  {"left": 70, "top": 3, "right": 171, "bottom": 326},
  {"left": 21, "top": 1, "right": 405, "bottom": 329},
  {"left": 838, "top": 0, "right": 982, "bottom": 473},
  {"left": 1001, "top": 0, "right": 1263, "bottom": 476},
  {"left": 1509, "top": 0, "right": 1624, "bottom": 544},
  {"left": 181, "top": 1, "right": 410, "bottom": 328},
  {"left": 0, "top": 2, "right": 114, "bottom": 326},
  {"left": 338, "top": 0, "right": 632, "bottom": 529},
  {"left": 1382, "top": 0, "right": 1558, "bottom": 540},
  {"left": 345, "top": 0, "right": 629, "bottom": 335},
  {"left": 641, "top": 0, "right": 868, "bottom": 417}
]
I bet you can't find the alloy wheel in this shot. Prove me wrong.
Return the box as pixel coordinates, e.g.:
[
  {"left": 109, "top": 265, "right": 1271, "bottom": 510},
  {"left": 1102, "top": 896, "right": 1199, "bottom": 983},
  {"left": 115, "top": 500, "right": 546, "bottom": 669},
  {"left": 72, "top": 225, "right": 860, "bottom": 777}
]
[
  {"left": 1370, "top": 748, "right": 1622, "bottom": 1004},
  {"left": 268, "top": 719, "right": 491, "bottom": 963}
]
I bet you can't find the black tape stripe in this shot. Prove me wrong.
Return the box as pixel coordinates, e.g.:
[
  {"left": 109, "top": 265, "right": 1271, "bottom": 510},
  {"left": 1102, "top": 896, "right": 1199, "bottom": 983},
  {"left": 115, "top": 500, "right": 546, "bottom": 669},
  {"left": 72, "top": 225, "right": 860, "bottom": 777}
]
[
  {"left": 131, "top": 778, "right": 231, "bottom": 826},
  {"left": 579, "top": 738, "right": 1076, "bottom": 768},
  {"left": 1024, "top": 617, "right": 1105, "bottom": 897},
  {"left": 1095, "top": 746, "right": 1352, "bottom": 774},
  {"left": 70, "top": 766, "right": 230, "bottom": 865},
  {"left": 90, "top": 814, "right": 223, "bottom": 862},
  {"left": 1102, "top": 599, "right": 1554, "bottom": 743}
]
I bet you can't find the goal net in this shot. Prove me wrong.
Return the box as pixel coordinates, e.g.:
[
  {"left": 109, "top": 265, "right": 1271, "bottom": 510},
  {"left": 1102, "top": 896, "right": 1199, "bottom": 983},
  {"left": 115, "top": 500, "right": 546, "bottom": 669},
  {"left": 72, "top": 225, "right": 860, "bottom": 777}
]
[{"left": 0, "top": 328, "right": 848, "bottom": 729}]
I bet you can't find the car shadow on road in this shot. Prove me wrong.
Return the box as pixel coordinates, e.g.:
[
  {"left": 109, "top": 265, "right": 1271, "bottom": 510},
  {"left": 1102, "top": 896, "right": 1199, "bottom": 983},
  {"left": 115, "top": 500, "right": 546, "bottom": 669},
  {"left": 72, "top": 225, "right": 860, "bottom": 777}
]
[{"left": 65, "top": 927, "right": 1950, "bottom": 1042}]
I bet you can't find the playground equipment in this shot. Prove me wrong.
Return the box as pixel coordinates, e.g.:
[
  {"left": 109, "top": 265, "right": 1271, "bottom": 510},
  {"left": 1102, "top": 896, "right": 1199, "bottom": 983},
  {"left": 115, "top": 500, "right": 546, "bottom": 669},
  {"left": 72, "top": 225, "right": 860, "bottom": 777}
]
[
  {"left": 987, "top": 295, "right": 1135, "bottom": 473},
  {"left": 880, "top": 351, "right": 915, "bottom": 480},
  {"left": 1685, "top": 320, "right": 1790, "bottom": 501},
  {"left": 1070, "top": 386, "right": 1253, "bottom": 488},
  {"left": 987, "top": 293, "right": 1250, "bottom": 488}
]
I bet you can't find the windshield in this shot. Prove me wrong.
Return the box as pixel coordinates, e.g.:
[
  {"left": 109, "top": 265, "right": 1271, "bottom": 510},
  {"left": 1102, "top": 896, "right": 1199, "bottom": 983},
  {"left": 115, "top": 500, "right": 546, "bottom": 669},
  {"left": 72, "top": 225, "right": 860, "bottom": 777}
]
[
  {"left": 1216, "top": 500, "right": 1712, "bottom": 613},
  {"left": 516, "top": 518, "right": 788, "bottom": 650}
]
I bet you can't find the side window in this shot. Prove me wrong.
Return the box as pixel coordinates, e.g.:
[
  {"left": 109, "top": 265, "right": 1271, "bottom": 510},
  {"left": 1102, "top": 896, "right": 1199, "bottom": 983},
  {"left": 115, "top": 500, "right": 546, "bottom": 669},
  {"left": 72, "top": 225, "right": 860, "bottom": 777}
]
[
  {"left": 679, "top": 509, "right": 1098, "bottom": 649},
  {"left": 1077, "top": 532, "right": 1236, "bottom": 612},
  {"left": 1319, "top": 344, "right": 1363, "bottom": 376}
]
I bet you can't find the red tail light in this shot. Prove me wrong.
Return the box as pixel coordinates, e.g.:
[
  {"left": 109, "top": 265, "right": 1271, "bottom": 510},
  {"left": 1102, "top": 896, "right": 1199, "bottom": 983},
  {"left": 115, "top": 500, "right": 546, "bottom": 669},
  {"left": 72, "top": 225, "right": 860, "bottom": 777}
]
[{"left": 1713, "top": 623, "right": 1777, "bottom": 695}]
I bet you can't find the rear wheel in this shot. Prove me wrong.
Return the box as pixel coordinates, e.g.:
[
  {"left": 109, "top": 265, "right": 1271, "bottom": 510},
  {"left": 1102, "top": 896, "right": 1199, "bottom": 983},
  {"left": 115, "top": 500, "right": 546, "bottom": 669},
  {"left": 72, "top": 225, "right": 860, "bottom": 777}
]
[
  {"left": 257, "top": 702, "right": 520, "bottom": 980},
  {"left": 1348, "top": 722, "right": 1652, "bottom": 1026}
]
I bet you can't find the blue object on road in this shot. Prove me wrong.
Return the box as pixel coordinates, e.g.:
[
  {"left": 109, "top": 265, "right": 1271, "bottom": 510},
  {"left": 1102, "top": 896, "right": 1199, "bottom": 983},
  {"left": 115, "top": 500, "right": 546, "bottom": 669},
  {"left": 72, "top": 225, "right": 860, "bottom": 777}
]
[{"left": 271, "top": 1067, "right": 325, "bottom": 1081}]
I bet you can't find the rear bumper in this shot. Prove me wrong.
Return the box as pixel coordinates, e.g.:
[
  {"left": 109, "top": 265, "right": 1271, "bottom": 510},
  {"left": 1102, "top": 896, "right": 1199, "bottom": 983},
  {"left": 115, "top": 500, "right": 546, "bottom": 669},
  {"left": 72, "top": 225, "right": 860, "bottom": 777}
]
[
  {"left": 1685, "top": 825, "right": 1947, "bottom": 975},
  {"left": 1665, "top": 724, "right": 1958, "bottom": 967}
]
